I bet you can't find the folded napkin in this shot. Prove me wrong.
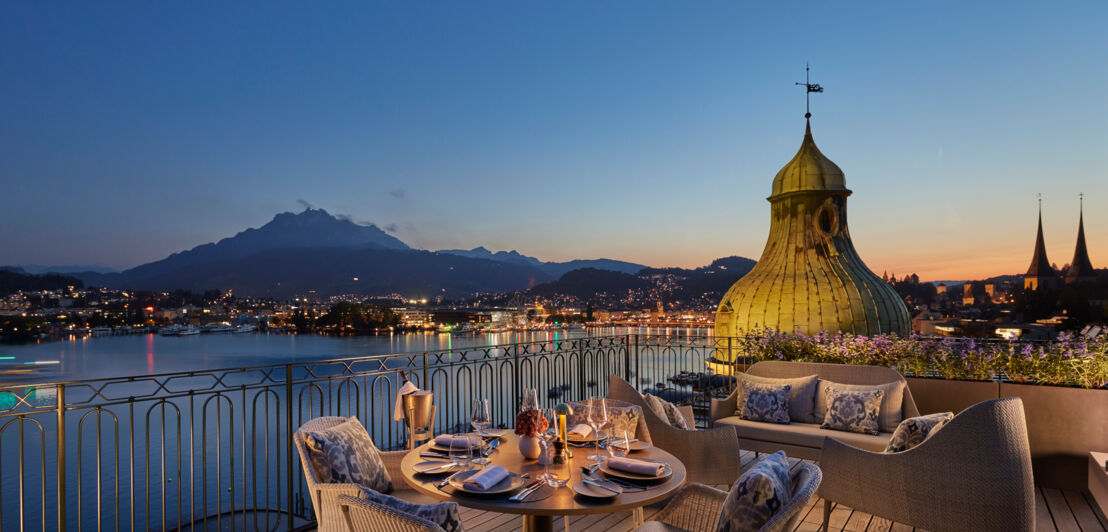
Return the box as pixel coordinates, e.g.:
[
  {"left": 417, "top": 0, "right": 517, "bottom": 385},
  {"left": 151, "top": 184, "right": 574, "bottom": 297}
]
[
  {"left": 434, "top": 434, "right": 474, "bottom": 449},
  {"left": 462, "top": 465, "right": 509, "bottom": 491},
  {"left": 392, "top": 381, "right": 420, "bottom": 421},
  {"left": 608, "top": 456, "right": 665, "bottom": 477},
  {"left": 568, "top": 424, "right": 593, "bottom": 438}
]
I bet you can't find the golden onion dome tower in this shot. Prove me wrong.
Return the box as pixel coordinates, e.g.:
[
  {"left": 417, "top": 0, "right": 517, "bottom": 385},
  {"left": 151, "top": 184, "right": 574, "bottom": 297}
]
[{"left": 714, "top": 117, "right": 910, "bottom": 351}]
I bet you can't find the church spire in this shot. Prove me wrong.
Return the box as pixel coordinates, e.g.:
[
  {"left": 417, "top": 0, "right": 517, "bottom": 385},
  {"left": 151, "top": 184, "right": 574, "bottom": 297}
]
[
  {"left": 1024, "top": 197, "right": 1056, "bottom": 290},
  {"left": 1065, "top": 194, "right": 1096, "bottom": 284}
]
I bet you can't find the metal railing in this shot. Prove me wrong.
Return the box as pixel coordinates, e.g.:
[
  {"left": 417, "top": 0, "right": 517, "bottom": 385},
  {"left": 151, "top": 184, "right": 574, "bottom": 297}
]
[{"left": 0, "top": 332, "right": 737, "bottom": 531}]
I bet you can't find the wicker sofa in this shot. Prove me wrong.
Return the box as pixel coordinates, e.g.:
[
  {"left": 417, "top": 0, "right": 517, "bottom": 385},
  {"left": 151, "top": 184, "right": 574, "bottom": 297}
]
[
  {"left": 709, "top": 361, "right": 920, "bottom": 460},
  {"left": 294, "top": 416, "right": 437, "bottom": 532}
]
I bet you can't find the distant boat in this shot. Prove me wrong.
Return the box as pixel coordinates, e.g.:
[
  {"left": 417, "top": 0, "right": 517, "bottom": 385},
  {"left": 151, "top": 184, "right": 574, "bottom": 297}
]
[
  {"left": 202, "top": 323, "right": 235, "bottom": 333},
  {"left": 159, "top": 325, "right": 183, "bottom": 336},
  {"left": 232, "top": 325, "right": 256, "bottom": 334},
  {"left": 177, "top": 325, "right": 201, "bottom": 336}
]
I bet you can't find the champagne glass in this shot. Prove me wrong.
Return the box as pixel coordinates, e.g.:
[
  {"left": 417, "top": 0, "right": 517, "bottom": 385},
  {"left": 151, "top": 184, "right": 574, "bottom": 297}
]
[
  {"left": 607, "top": 429, "right": 630, "bottom": 459},
  {"left": 470, "top": 398, "right": 492, "bottom": 465},
  {"left": 537, "top": 408, "right": 563, "bottom": 486},
  {"left": 586, "top": 397, "right": 607, "bottom": 462}
]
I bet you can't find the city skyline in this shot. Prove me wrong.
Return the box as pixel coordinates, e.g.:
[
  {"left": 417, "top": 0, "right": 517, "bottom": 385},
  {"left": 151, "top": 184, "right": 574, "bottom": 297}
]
[{"left": 2, "top": 2, "right": 1106, "bottom": 281}]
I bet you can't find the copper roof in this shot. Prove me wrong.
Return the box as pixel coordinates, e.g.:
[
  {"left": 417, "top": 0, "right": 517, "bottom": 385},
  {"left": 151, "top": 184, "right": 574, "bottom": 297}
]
[{"left": 770, "top": 120, "right": 848, "bottom": 199}]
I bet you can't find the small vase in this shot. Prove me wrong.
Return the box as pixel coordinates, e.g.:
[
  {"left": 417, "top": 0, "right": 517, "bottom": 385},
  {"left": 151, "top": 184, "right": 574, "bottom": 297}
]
[{"left": 518, "top": 435, "right": 541, "bottom": 459}]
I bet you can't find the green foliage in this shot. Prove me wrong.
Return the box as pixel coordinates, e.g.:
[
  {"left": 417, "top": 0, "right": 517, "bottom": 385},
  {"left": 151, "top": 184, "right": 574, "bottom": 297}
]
[{"left": 732, "top": 329, "right": 1108, "bottom": 389}]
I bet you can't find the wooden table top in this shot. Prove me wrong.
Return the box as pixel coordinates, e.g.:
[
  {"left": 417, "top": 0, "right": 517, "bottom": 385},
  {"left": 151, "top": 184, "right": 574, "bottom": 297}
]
[{"left": 400, "top": 433, "right": 687, "bottom": 517}]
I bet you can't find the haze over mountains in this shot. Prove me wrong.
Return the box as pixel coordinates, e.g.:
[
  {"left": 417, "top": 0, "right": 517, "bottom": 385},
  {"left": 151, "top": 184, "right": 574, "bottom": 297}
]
[{"left": 9, "top": 208, "right": 755, "bottom": 299}]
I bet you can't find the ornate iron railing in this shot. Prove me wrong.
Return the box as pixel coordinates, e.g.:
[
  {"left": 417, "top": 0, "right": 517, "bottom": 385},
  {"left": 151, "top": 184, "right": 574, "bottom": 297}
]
[{"left": 1, "top": 333, "right": 736, "bottom": 531}]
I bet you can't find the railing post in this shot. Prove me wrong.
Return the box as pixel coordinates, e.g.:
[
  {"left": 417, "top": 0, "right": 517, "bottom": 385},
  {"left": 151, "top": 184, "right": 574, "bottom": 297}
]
[
  {"left": 56, "top": 383, "right": 66, "bottom": 532},
  {"left": 633, "top": 334, "right": 640, "bottom": 391},
  {"left": 285, "top": 364, "right": 294, "bottom": 531},
  {"left": 512, "top": 342, "right": 520, "bottom": 414},
  {"left": 422, "top": 352, "right": 430, "bottom": 389},
  {"left": 623, "top": 334, "right": 632, "bottom": 384}
]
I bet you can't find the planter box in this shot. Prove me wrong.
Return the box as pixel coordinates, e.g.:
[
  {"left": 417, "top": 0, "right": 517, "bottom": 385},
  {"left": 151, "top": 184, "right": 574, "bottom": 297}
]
[
  {"left": 905, "top": 377, "right": 999, "bottom": 415},
  {"left": 1001, "top": 382, "right": 1108, "bottom": 491}
]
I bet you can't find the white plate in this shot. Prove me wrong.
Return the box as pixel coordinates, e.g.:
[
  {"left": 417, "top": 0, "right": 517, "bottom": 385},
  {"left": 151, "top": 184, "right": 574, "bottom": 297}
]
[
  {"left": 429, "top": 436, "right": 482, "bottom": 453},
  {"left": 567, "top": 430, "right": 609, "bottom": 443},
  {"left": 609, "top": 440, "right": 651, "bottom": 452},
  {"left": 599, "top": 461, "right": 672, "bottom": 481},
  {"left": 572, "top": 479, "right": 622, "bottom": 498},
  {"left": 448, "top": 469, "right": 527, "bottom": 495},
  {"left": 413, "top": 461, "right": 465, "bottom": 474}
]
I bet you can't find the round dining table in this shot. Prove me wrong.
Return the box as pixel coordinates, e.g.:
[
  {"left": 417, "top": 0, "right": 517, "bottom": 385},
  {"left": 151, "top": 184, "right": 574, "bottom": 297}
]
[{"left": 400, "top": 433, "right": 687, "bottom": 532}]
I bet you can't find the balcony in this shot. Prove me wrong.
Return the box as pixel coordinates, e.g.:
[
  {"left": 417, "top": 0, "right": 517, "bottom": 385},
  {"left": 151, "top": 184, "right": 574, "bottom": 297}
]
[{"left": 0, "top": 333, "right": 1104, "bottom": 531}]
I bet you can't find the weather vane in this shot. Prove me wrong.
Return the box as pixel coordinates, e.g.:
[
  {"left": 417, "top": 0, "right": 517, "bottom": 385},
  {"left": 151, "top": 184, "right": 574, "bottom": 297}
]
[{"left": 795, "top": 63, "right": 823, "bottom": 119}]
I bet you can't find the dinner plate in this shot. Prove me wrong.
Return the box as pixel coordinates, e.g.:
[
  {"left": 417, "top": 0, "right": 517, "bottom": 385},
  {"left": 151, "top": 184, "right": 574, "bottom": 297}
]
[
  {"left": 474, "top": 428, "right": 508, "bottom": 439},
  {"left": 610, "top": 440, "right": 651, "bottom": 452},
  {"left": 429, "top": 436, "right": 482, "bottom": 453},
  {"left": 447, "top": 469, "right": 527, "bottom": 495},
  {"left": 572, "top": 479, "right": 622, "bottom": 499},
  {"left": 599, "top": 461, "right": 672, "bottom": 481},
  {"left": 413, "top": 460, "right": 466, "bottom": 475},
  {"left": 567, "top": 430, "right": 608, "bottom": 443}
]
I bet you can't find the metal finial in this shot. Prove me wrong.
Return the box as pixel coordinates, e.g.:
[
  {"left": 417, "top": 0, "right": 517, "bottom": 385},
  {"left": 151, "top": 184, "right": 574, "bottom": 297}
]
[{"left": 795, "top": 63, "right": 824, "bottom": 118}]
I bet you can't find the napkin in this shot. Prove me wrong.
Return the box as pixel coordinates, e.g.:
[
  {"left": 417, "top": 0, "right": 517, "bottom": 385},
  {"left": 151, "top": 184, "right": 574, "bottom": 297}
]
[
  {"left": 392, "top": 381, "right": 420, "bottom": 421},
  {"left": 462, "top": 465, "right": 509, "bottom": 491},
  {"left": 568, "top": 424, "right": 593, "bottom": 438},
  {"left": 608, "top": 456, "right": 665, "bottom": 477},
  {"left": 434, "top": 434, "right": 474, "bottom": 449}
]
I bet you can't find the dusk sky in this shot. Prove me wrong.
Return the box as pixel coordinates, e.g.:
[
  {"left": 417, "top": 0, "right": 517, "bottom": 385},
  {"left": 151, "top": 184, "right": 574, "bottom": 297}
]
[{"left": 1, "top": 2, "right": 1105, "bottom": 281}]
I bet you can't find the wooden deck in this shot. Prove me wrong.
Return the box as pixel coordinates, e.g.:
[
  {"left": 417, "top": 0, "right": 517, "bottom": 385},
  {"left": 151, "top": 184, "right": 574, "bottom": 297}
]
[{"left": 461, "top": 450, "right": 1108, "bottom": 532}]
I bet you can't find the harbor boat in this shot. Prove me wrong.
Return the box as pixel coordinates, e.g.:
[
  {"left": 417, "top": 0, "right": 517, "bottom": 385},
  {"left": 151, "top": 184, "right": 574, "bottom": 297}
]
[
  {"left": 232, "top": 324, "right": 256, "bottom": 334},
  {"left": 177, "top": 325, "right": 201, "bottom": 336},
  {"left": 159, "top": 325, "right": 183, "bottom": 336},
  {"left": 202, "top": 323, "right": 235, "bottom": 333}
]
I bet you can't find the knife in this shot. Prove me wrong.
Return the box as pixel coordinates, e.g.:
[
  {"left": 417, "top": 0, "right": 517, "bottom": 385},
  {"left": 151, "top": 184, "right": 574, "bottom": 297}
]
[
  {"left": 582, "top": 477, "right": 621, "bottom": 495},
  {"left": 509, "top": 480, "right": 544, "bottom": 502},
  {"left": 437, "top": 467, "right": 474, "bottom": 488}
]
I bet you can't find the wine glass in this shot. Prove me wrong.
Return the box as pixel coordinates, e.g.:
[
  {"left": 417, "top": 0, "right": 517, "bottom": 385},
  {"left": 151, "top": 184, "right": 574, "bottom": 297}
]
[
  {"left": 470, "top": 398, "right": 492, "bottom": 465},
  {"left": 607, "top": 429, "right": 631, "bottom": 459},
  {"left": 521, "top": 388, "right": 539, "bottom": 411},
  {"left": 537, "top": 408, "right": 564, "bottom": 486},
  {"left": 586, "top": 397, "right": 607, "bottom": 462}
]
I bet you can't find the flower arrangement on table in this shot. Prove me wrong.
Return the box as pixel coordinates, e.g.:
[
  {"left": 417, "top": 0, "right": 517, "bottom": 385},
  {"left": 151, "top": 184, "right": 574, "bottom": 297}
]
[{"left": 514, "top": 408, "right": 549, "bottom": 437}]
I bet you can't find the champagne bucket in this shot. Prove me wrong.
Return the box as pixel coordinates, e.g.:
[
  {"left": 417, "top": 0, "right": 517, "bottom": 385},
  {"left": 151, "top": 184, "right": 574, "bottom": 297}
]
[{"left": 402, "top": 390, "right": 434, "bottom": 429}]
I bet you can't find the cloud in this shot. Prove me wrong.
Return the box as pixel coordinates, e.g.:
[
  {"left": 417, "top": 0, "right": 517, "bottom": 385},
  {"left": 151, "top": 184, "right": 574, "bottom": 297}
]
[
  {"left": 296, "top": 199, "right": 314, "bottom": 210},
  {"left": 388, "top": 188, "right": 406, "bottom": 200}
]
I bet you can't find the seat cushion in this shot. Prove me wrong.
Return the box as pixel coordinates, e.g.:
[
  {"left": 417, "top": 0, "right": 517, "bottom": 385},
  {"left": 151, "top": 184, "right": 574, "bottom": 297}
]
[
  {"left": 739, "top": 381, "right": 792, "bottom": 424},
  {"left": 717, "top": 450, "right": 792, "bottom": 532},
  {"left": 303, "top": 416, "right": 393, "bottom": 493},
  {"left": 714, "top": 417, "right": 892, "bottom": 452},
  {"left": 884, "top": 412, "right": 954, "bottom": 453},
  {"left": 359, "top": 487, "right": 464, "bottom": 532},
  {"left": 736, "top": 373, "right": 819, "bottom": 423},
  {"left": 815, "top": 380, "right": 906, "bottom": 433}
]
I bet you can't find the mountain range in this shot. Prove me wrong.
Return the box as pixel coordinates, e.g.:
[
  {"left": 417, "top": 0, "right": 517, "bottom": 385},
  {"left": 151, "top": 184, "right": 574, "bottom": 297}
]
[{"left": 64, "top": 208, "right": 661, "bottom": 298}]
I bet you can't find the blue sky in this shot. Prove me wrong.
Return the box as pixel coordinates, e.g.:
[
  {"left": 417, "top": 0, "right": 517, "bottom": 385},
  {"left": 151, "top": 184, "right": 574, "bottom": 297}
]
[{"left": 1, "top": 2, "right": 1105, "bottom": 280}]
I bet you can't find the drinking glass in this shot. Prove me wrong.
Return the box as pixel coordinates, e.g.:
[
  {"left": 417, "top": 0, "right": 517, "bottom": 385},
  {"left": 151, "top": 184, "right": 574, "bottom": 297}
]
[
  {"left": 537, "top": 408, "right": 564, "bottom": 486},
  {"left": 607, "top": 429, "right": 631, "bottom": 459},
  {"left": 521, "top": 388, "right": 540, "bottom": 411},
  {"left": 470, "top": 398, "right": 492, "bottom": 465},
  {"left": 449, "top": 434, "right": 469, "bottom": 469},
  {"left": 586, "top": 397, "right": 607, "bottom": 462}
]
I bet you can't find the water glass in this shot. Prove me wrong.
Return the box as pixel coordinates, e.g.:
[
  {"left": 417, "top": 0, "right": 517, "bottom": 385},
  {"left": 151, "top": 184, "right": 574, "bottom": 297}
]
[
  {"left": 538, "top": 408, "right": 565, "bottom": 487},
  {"left": 607, "top": 429, "right": 630, "bottom": 459},
  {"left": 521, "top": 388, "right": 540, "bottom": 411}
]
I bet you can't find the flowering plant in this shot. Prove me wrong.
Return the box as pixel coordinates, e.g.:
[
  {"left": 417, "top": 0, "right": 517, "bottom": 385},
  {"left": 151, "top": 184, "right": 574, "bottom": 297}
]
[
  {"left": 727, "top": 327, "right": 1108, "bottom": 389},
  {"left": 514, "top": 408, "right": 549, "bottom": 437}
]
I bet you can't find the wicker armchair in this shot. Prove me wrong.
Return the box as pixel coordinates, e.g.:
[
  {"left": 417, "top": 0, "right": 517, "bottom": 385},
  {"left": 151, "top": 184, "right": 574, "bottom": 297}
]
[
  {"left": 818, "top": 397, "right": 1035, "bottom": 532},
  {"left": 607, "top": 375, "right": 743, "bottom": 485},
  {"left": 633, "top": 462, "right": 822, "bottom": 532},
  {"left": 337, "top": 494, "right": 449, "bottom": 532},
  {"left": 294, "top": 416, "right": 424, "bottom": 532}
]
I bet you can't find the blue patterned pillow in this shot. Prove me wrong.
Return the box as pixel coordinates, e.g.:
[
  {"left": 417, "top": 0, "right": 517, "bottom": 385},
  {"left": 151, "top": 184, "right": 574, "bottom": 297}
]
[
  {"left": 304, "top": 417, "right": 393, "bottom": 493},
  {"left": 358, "top": 487, "right": 465, "bottom": 532},
  {"left": 820, "top": 388, "right": 883, "bottom": 435},
  {"left": 740, "top": 381, "right": 792, "bottom": 424},
  {"left": 717, "top": 451, "right": 792, "bottom": 532},
  {"left": 884, "top": 412, "right": 954, "bottom": 453}
]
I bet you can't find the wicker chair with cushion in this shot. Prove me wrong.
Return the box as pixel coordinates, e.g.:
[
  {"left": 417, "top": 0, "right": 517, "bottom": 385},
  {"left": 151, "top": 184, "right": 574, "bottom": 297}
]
[
  {"left": 295, "top": 416, "right": 437, "bottom": 532},
  {"left": 818, "top": 397, "right": 1034, "bottom": 532},
  {"left": 608, "top": 375, "right": 743, "bottom": 485},
  {"left": 338, "top": 494, "right": 450, "bottom": 532},
  {"left": 633, "top": 462, "right": 822, "bottom": 532}
]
